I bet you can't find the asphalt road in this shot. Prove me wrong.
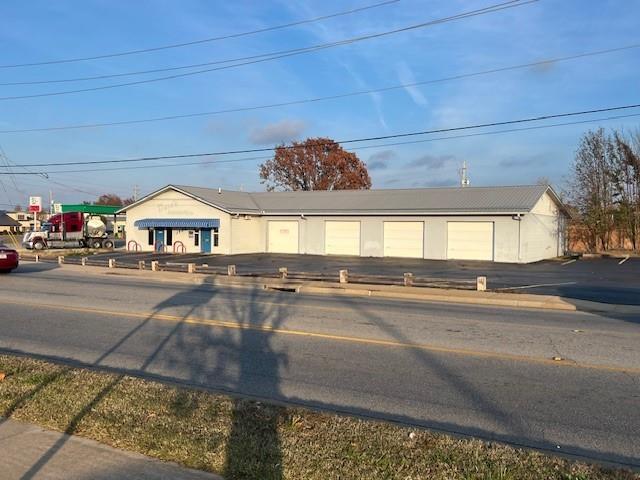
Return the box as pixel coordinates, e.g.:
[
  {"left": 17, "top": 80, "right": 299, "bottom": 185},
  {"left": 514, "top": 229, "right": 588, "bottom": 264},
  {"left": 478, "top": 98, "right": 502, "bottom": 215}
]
[
  {"left": 71, "top": 251, "right": 640, "bottom": 305},
  {"left": 1, "top": 263, "right": 639, "bottom": 468}
]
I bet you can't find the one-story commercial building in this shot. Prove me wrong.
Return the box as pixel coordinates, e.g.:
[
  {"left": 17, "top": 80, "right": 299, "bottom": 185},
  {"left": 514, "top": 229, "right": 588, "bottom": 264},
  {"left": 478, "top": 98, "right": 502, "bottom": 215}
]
[
  {"left": 119, "top": 184, "right": 569, "bottom": 263},
  {"left": 0, "top": 211, "right": 22, "bottom": 234}
]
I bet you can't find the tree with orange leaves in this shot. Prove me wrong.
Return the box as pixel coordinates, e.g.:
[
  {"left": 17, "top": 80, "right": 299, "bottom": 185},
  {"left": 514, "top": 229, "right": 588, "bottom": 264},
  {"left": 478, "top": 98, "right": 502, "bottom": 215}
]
[{"left": 259, "top": 137, "right": 372, "bottom": 191}]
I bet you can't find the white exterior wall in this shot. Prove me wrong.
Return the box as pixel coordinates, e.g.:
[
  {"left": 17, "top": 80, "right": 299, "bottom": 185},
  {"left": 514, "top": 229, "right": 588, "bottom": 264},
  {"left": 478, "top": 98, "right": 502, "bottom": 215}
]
[
  {"left": 230, "top": 216, "right": 264, "bottom": 254},
  {"left": 123, "top": 187, "right": 565, "bottom": 262},
  {"left": 124, "top": 190, "right": 231, "bottom": 253},
  {"left": 262, "top": 214, "right": 523, "bottom": 262},
  {"left": 520, "top": 192, "right": 566, "bottom": 263}
]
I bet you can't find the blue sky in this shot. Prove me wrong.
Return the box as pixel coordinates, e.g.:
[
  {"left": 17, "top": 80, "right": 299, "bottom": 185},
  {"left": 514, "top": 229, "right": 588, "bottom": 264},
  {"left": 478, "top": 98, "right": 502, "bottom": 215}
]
[{"left": 0, "top": 0, "right": 638, "bottom": 207}]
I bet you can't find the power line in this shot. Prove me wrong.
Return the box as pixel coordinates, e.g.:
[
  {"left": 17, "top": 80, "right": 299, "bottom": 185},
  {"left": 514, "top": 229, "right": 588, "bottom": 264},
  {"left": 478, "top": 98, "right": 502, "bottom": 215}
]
[
  {"left": 1, "top": 103, "right": 638, "bottom": 173},
  {"left": 1, "top": 1, "right": 531, "bottom": 85},
  {"left": 0, "top": 145, "right": 101, "bottom": 195},
  {"left": 0, "top": 0, "right": 400, "bottom": 69},
  {"left": 4, "top": 111, "right": 640, "bottom": 176},
  {"left": 1, "top": 43, "right": 637, "bottom": 134},
  {"left": 0, "top": 0, "right": 536, "bottom": 101},
  {"left": 1, "top": 0, "right": 527, "bottom": 86}
]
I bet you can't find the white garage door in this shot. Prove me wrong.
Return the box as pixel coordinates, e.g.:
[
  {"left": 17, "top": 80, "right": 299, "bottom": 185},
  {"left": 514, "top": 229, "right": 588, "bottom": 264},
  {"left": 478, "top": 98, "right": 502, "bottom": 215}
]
[
  {"left": 447, "top": 222, "right": 494, "bottom": 261},
  {"left": 325, "top": 221, "right": 360, "bottom": 256},
  {"left": 383, "top": 222, "right": 424, "bottom": 258},
  {"left": 268, "top": 221, "right": 299, "bottom": 253}
]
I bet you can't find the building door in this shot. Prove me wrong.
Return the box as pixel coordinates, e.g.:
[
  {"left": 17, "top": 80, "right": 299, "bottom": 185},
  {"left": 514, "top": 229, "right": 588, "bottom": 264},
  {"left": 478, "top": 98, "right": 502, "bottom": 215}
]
[
  {"left": 325, "top": 221, "right": 360, "bottom": 255},
  {"left": 447, "top": 222, "right": 494, "bottom": 261},
  {"left": 154, "top": 229, "right": 165, "bottom": 252},
  {"left": 383, "top": 221, "right": 424, "bottom": 258},
  {"left": 267, "top": 221, "right": 299, "bottom": 253},
  {"left": 201, "top": 229, "right": 212, "bottom": 253}
]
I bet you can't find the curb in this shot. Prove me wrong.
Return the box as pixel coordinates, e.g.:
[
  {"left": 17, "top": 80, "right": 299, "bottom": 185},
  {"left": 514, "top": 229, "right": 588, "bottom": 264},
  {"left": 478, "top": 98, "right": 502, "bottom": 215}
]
[
  {"left": 22, "top": 259, "right": 625, "bottom": 313},
  {"left": 298, "top": 284, "right": 578, "bottom": 311}
]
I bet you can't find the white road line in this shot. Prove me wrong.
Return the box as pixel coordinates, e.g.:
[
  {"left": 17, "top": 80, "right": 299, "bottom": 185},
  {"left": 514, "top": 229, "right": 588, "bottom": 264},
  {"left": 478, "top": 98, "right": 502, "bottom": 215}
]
[
  {"left": 618, "top": 255, "right": 630, "bottom": 265},
  {"left": 494, "top": 281, "right": 577, "bottom": 291},
  {"left": 561, "top": 259, "right": 577, "bottom": 266}
]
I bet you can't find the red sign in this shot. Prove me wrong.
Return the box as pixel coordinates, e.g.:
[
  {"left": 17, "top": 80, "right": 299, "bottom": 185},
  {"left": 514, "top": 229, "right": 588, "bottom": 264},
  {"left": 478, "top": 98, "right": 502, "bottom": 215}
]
[{"left": 29, "top": 196, "right": 42, "bottom": 213}]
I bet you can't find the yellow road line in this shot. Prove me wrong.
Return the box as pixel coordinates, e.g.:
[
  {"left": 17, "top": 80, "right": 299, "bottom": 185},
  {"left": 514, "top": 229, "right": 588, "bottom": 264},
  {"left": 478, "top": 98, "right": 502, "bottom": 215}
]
[{"left": 0, "top": 299, "right": 638, "bottom": 374}]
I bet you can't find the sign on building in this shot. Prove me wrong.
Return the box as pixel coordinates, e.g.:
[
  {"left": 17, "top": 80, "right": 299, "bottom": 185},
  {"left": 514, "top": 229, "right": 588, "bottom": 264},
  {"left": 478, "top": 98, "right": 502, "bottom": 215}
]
[{"left": 28, "top": 196, "right": 42, "bottom": 213}]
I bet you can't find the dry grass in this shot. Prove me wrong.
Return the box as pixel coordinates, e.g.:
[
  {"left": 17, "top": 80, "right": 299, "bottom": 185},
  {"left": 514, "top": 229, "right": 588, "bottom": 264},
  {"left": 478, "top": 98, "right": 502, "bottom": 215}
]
[{"left": 0, "top": 354, "right": 637, "bottom": 480}]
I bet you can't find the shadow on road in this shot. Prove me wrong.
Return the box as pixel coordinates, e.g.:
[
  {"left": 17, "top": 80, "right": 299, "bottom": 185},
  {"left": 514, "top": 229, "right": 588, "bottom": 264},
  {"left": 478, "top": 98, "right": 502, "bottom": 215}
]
[
  {"left": 4, "top": 276, "right": 639, "bottom": 473},
  {"left": 5, "top": 283, "right": 291, "bottom": 479}
]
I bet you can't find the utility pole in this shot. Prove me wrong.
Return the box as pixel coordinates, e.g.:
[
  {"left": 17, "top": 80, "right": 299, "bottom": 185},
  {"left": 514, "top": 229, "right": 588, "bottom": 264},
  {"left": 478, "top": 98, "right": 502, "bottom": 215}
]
[{"left": 459, "top": 161, "right": 470, "bottom": 187}]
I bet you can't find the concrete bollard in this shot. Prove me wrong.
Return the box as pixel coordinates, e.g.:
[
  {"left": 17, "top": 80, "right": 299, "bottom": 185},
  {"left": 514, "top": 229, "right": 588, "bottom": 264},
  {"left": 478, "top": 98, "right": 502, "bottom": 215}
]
[
  {"left": 138, "top": 260, "right": 146, "bottom": 270},
  {"left": 279, "top": 267, "right": 288, "bottom": 279},
  {"left": 58, "top": 256, "right": 64, "bottom": 265},
  {"left": 227, "top": 264, "right": 236, "bottom": 276},
  {"left": 187, "top": 263, "right": 196, "bottom": 274},
  {"left": 476, "top": 276, "right": 487, "bottom": 292},
  {"left": 81, "top": 257, "right": 87, "bottom": 266},
  {"left": 403, "top": 272, "right": 414, "bottom": 287},
  {"left": 34, "top": 254, "right": 39, "bottom": 263},
  {"left": 151, "top": 260, "right": 159, "bottom": 272},
  {"left": 108, "top": 258, "right": 116, "bottom": 269},
  {"left": 339, "top": 269, "right": 349, "bottom": 284}
]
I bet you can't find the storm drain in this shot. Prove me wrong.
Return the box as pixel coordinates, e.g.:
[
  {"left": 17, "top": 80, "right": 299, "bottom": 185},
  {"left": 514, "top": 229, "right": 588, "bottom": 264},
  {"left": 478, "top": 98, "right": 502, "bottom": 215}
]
[{"left": 263, "top": 284, "right": 300, "bottom": 293}]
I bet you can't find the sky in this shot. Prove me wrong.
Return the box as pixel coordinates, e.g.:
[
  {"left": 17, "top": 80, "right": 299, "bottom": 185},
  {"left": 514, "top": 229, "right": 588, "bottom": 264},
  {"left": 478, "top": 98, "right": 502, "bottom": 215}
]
[{"left": 0, "top": 0, "right": 639, "bottom": 208}]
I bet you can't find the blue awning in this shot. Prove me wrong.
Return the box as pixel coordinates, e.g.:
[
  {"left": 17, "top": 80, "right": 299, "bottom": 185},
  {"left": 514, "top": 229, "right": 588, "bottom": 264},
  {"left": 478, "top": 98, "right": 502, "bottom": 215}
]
[{"left": 134, "top": 218, "right": 220, "bottom": 229}]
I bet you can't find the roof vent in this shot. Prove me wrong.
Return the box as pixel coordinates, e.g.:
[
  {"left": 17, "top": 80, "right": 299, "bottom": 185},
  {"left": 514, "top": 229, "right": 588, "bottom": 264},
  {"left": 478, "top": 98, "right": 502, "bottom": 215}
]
[{"left": 218, "top": 187, "right": 222, "bottom": 194}]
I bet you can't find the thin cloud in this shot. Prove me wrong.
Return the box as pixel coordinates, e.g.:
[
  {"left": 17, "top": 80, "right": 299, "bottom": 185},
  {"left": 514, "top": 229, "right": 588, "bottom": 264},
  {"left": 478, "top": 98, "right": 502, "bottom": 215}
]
[
  {"left": 412, "top": 178, "right": 458, "bottom": 188},
  {"left": 249, "top": 119, "right": 307, "bottom": 145},
  {"left": 499, "top": 155, "right": 548, "bottom": 168},
  {"left": 340, "top": 60, "right": 388, "bottom": 129},
  {"left": 396, "top": 61, "right": 428, "bottom": 107},
  {"left": 407, "top": 154, "right": 454, "bottom": 169},
  {"left": 367, "top": 150, "right": 396, "bottom": 170}
]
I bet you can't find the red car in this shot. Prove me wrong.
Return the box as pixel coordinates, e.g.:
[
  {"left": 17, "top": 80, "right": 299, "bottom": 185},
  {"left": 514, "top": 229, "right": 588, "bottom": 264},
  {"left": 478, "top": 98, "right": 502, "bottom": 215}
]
[{"left": 0, "top": 243, "right": 19, "bottom": 273}]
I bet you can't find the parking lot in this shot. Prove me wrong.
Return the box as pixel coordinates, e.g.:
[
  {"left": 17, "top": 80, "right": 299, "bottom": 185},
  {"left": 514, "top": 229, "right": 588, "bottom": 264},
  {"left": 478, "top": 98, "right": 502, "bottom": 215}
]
[{"left": 41, "top": 251, "right": 640, "bottom": 306}]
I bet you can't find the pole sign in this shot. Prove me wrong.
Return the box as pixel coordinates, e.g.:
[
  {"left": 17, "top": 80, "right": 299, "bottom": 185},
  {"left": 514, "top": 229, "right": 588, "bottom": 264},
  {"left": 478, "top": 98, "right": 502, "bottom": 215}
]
[
  {"left": 53, "top": 203, "right": 62, "bottom": 214},
  {"left": 28, "top": 196, "right": 42, "bottom": 213}
]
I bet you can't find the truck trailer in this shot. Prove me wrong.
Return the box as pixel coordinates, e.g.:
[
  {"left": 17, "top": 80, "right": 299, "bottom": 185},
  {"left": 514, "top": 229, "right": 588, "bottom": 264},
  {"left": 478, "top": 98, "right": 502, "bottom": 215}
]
[{"left": 22, "top": 211, "right": 115, "bottom": 250}]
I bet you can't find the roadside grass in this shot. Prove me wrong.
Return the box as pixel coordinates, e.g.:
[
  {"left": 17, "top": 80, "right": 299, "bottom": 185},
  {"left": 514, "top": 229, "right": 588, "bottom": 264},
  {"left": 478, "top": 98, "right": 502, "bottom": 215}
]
[{"left": 0, "top": 355, "right": 636, "bottom": 480}]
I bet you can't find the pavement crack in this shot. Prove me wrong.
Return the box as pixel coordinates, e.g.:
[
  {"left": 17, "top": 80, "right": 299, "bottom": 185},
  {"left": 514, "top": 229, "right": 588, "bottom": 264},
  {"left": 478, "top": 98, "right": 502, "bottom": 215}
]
[{"left": 546, "top": 334, "right": 564, "bottom": 360}]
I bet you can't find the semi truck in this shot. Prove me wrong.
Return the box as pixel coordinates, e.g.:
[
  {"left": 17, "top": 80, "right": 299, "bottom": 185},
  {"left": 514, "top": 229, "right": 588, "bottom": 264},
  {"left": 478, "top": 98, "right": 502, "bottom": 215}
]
[{"left": 22, "top": 211, "right": 115, "bottom": 250}]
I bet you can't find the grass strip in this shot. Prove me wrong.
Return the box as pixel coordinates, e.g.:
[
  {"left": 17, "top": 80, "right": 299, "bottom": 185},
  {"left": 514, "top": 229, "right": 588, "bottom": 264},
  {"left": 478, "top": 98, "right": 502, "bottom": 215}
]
[{"left": 0, "top": 354, "right": 636, "bottom": 480}]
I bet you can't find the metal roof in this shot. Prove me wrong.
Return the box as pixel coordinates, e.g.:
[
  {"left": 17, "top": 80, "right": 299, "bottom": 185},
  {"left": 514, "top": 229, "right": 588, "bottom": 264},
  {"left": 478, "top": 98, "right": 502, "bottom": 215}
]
[
  {"left": 173, "top": 185, "right": 262, "bottom": 213},
  {"left": 121, "top": 184, "right": 559, "bottom": 216},
  {"left": 61, "top": 204, "right": 122, "bottom": 215},
  {"left": 0, "top": 212, "right": 21, "bottom": 227}
]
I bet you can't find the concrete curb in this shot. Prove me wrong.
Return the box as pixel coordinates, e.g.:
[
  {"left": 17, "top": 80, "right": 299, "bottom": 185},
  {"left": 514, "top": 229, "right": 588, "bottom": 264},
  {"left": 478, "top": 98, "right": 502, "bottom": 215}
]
[
  {"left": 298, "top": 283, "right": 579, "bottom": 311},
  {"left": 24, "top": 259, "right": 637, "bottom": 314}
]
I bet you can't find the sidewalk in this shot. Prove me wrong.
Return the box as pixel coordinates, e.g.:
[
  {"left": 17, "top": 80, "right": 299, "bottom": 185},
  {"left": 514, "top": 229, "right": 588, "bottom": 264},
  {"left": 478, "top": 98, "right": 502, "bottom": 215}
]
[{"left": 0, "top": 417, "right": 222, "bottom": 480}]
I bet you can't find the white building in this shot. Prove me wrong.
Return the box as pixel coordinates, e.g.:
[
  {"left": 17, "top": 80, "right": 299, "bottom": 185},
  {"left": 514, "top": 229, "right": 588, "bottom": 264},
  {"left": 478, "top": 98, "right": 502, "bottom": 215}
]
[{"left": 119, "top": 184, "right": 569, "bottom": 263}]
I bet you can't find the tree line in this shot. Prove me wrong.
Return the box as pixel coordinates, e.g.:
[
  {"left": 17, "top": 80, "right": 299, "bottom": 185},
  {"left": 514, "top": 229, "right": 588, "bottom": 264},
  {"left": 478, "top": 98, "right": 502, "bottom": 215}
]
[{"left": 566, "top": 128, "right": 640, "bottom": 252}]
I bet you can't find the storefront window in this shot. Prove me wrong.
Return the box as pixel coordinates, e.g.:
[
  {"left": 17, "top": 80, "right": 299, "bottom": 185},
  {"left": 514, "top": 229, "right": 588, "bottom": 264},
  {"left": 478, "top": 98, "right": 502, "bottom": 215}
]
[
  {"left": 148, "top": 229, "right": 154, "bottom": 246},
  {"left": 194, "top": 231, "right": 199, "bottom": 247},
  {"left": 213, "top": 227, "right": 219, "bottom": 247}
]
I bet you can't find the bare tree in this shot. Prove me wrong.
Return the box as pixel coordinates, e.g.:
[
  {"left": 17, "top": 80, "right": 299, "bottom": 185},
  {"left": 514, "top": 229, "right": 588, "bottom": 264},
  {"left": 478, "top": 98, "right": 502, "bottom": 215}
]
[
  {"left": 95, "top": 194, "right": 124, "bottom": 206},
  {"left": 566, "top": 129, "right": 616, "bottom": 251},
  {"left": 611, "top": 130, "right": 640, "bottom": 250}
]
